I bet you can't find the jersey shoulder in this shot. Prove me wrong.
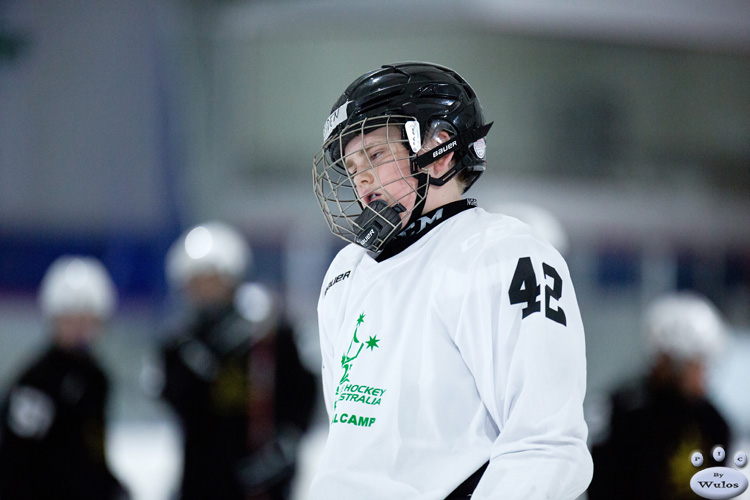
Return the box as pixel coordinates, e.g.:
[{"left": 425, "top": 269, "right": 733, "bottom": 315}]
[
  {"left": 319, "top": 243, "right": 367, "bottom": 296},
  {"left": 442, "top": 207, "right": 564, "bottom": 262},
  {"left": 327, "top": 243, "right": 367, "bottom": 276},
  {"left": 13, "top": 347, "right": 60, "bottom": 386}
]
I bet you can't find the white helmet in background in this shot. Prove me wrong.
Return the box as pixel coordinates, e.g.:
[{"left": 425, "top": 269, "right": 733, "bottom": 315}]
[
  {"left": 643, "top": 292, "right": 726, "bottom": 363},
  {"left": 494, "top": 202, "right": 570, "bottom": 255},
  {"left": 38, "top": 256, "right": 117, "bottom": 319},
  {"left": 166, "top": 221, "right": 251, "bottom": 289}
]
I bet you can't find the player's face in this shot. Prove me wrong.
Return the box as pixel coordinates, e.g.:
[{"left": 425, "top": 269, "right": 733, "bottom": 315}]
[
  {"left": 184, "top": 273, "right": 235, "bottom": 309},
  {"left": 343, "top": 125, "right": 418, "bottom": 226},
  {"left": 53, "top": 313, "right": 103, "bottom": 351},
  {"left": 679, "top": 358, "right": 707, "bottom": 400}
]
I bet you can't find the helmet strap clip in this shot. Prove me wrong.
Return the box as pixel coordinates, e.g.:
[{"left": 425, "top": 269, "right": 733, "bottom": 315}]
[{"left": 354, "top": 199, "right": 405, "bottom": 251}]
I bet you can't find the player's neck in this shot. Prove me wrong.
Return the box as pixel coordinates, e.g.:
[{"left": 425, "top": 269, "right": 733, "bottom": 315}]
[{"left": 422, "top": 181, "right": 463, "bottom": 214}]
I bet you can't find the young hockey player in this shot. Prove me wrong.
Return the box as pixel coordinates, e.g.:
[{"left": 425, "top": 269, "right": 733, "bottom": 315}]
[
  {"left": 588, "top": 292, "right": 730, "bottom": 500},
  {"left": 155, "top": 221, "right": 316, "bottom": 500},
  {"left": 309, "top": 62, "right": 592, "bottom": 499},
  {"left": 0, "top": 256, "right": 130, "bottom": 500}
]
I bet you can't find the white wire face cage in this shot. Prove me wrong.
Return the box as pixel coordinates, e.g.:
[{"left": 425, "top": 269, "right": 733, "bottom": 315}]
[{"left": 313, "top": 115, "right": 429, "bottom": 253}]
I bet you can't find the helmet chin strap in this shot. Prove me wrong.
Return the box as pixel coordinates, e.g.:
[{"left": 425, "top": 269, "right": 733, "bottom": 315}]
[
  {"left": 405, "top": 171, "right": 430, "bottom": 228},
  {"left": 404, "top": 130, "right": 458, "bottom": 228}
]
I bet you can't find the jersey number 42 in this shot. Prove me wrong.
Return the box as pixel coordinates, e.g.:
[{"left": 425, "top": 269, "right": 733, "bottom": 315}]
[{"left": 508, "top": 257, "right": 566, "bottom": 326}]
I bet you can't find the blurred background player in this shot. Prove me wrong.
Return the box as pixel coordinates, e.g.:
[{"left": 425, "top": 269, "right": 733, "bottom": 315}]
[
  {"left": 150, "top": 221, "right": 316, "bottom": 500},
  {"left": 588, "top": 291, "right": 731, "bottom": 500},
  {"left": 0, "top": 256, "right": 130, "bottom": 500}
]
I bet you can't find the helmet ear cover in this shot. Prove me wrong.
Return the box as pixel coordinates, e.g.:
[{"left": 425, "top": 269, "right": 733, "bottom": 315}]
[{"left": 411, "top": 121, "right": 493, "bottom": 188}]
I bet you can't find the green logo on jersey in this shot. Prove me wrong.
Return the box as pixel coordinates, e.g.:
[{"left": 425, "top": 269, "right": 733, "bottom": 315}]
[
  {"left": 339, "top": 313, "right": 379, "bottom": 385},
  {"left": 334, "top": 313, "right": 382, "bottom": 412}
]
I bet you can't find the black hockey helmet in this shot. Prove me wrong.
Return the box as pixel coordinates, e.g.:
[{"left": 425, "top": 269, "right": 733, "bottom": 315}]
[
  {"left": 313, "top": 62, "right": 492, "bottom": 253},
  {"left": 323, "top": 62, "right": 492, "bottom": 190}
]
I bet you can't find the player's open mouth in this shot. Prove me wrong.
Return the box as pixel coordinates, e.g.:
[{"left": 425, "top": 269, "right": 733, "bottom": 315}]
[{"left": 364, "top": 192, "right": 381, "bottom": 205}]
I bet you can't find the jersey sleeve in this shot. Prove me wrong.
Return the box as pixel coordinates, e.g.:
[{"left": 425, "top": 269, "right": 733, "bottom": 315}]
[{"left": 453, "top": 235, "right": 593, "bottom": 499}]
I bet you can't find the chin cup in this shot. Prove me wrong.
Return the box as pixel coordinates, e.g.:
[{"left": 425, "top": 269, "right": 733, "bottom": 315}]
[{"left": 354, "top": 199, "right": 405, "bottom": 251}]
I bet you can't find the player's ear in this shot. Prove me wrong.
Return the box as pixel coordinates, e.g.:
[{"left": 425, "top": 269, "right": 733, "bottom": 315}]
[{"left": 428, "top": 130, "right": 455, "bottom": 176}]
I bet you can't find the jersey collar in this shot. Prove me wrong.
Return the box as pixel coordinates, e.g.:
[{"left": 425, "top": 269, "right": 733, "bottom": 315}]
[{"left": 375, "top": 198, "right": 477, "bottom": 262}]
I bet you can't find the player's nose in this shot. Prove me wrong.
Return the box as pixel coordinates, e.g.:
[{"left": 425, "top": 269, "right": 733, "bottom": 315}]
[{"left": 353, "top": 165, "right": 374, "bottom": 191}]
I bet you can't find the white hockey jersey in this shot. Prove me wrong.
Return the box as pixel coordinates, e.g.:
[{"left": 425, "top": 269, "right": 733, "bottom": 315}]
[{"left": 309, "top": 203, "right": 593, "bottom": 500}]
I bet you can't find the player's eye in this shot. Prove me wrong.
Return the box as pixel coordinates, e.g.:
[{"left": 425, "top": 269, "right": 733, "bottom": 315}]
[
  {"left": 369, "top": 148, "right": 385, "bottom": 163},
  {"left": 347, "top": 161, "right": 366, "bottom": 176}
]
